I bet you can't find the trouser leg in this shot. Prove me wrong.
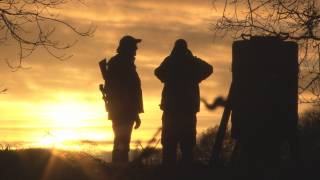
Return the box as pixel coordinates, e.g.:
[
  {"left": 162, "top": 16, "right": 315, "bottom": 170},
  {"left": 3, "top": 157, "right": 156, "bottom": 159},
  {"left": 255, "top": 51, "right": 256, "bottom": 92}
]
[
  {"left": 162, "top": 140, "right": 178, "bottom": 165},
  {"left": 112, "top": 120, "right": 134, "bottom": 163},
  {"left": 180, "top": 113, "right": 196, "bottom": 165},
  {"left": 161, "top": 112, "right": 178, "bottom": 166},
  {"left": 161, "top": 112, "right": 197, "bottom": 165}
]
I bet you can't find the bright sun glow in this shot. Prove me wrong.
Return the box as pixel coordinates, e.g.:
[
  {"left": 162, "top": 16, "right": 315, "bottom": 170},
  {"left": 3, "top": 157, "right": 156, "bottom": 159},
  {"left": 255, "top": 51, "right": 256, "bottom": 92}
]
[
  {"left": 33, "top": 97, "right": 113, "bottom": 150},
  {"left": 35, "top": 129, "right": 113, "bottom": 151},
  {"left": 40, "top": 101, "right": 103, "bottom": 128}
]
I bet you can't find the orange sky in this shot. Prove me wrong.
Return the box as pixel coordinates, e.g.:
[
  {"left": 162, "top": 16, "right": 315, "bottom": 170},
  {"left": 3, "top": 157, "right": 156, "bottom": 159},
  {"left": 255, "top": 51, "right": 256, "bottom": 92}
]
[{"left": 0, "top": 0, "right": 310, "bottom": 152}]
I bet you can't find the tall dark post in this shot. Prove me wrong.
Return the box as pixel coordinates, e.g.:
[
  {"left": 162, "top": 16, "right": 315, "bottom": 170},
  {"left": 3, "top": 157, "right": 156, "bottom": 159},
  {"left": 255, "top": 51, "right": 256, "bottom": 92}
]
[
  {"left": 209, "top": 83, "right": 233, "bottom": 166},
  {"left": 232, "top": 36, "right": 299, "bottom": 173},
  {"left": 211, "top": 36, "right": 299, "bottom": 169},
  {"left": 231, "top": 36, "right": 298, "bottom": 142}
]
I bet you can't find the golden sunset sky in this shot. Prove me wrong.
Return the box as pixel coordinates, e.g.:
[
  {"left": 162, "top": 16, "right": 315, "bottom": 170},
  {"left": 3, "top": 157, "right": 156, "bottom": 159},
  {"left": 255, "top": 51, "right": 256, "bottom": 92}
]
[{"left": 0, "top": 0, "right": 309, "bottom": 153}]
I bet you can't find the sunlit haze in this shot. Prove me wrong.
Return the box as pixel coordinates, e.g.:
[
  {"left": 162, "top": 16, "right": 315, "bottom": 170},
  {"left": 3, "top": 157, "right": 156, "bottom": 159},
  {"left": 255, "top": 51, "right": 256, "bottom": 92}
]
[{"left": 0, "top": 0, "right": 309, "bottom": 154}]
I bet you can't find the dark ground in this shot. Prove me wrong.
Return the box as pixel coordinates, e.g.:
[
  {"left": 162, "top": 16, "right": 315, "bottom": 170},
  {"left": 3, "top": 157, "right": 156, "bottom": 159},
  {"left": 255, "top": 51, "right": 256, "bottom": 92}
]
[{"left": 0, "top": 148, "right": 318, "bottom": 180}]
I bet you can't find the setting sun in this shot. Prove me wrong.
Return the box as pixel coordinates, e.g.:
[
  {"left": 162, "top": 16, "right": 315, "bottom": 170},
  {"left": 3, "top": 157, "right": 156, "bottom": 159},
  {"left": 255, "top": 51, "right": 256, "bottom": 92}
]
[
  {"left": 41, "top": 101, "right": 98, "bottom": 127},
  {"left": 35, "top": 129, "right": 113, "bottom": 150}
]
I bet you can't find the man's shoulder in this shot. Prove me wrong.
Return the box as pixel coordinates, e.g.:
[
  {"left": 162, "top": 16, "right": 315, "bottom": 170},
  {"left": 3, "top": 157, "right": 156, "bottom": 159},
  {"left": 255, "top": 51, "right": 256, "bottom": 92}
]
[
  {"left": 108, "top": 55, "right": 122, "bottom": 66},
  {"left": 157, "top": 56, "right": 171, "bottom": 68},
  {"left": 160, "top": 56, "right": 171, "bottom": 63},
  {"left": 109, "top": 54, "right": 119, "bottom": 62},
  {"left": 194, "top": 56, "right": 211, "bottom": 65}
]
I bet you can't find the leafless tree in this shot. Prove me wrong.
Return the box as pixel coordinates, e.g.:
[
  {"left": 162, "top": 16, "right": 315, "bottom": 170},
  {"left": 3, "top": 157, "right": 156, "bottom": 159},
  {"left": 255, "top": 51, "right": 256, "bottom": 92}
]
[
  {"left": 0, "top": 0, "right": 95, "bottom": 70},
  {"left": 213, "top": 0, "right": 320, "bottom": 105},
  {"left": 0, "top": 0, "right": 95, "bottom": 93}
]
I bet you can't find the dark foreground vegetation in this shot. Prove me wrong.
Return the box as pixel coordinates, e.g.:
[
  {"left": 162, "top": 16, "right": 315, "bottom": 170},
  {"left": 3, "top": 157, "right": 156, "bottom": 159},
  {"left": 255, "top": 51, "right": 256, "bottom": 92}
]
[
  {"left": 0, "top": 148, "right": 225, "bottom": 180},
  {"left": 0, "top": 108, "right": 319, "bottom": 180}
]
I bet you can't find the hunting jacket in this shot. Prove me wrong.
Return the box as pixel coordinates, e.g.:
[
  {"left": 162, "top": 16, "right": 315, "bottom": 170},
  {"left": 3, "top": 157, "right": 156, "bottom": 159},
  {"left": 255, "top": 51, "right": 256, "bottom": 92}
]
[{"left": 105, "top": 54, "right": 143, "bottom": 120}]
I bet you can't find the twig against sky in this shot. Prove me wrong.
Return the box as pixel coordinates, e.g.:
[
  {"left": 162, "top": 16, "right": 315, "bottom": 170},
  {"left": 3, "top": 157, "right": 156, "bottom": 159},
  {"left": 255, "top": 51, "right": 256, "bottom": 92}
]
[
  {"left": 212, "top": 0, "right": 320, "bottom": 105},
  {"left": 0, "top": 0, "right": 95, "bottom": 70}
]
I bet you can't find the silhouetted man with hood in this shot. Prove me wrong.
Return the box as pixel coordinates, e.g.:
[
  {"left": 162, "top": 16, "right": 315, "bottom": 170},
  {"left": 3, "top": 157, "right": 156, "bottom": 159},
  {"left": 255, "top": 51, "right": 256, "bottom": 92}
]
[
  {"left": 105, "top": 35, "right": 143, "bottom": 163},
  {"left": 155, "top": 39, "right": 213, "bottom": 165}
]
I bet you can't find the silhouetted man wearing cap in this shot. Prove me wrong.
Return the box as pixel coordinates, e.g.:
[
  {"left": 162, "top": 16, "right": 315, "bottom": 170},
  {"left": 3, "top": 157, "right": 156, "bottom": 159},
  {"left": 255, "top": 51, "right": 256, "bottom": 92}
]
[
  {"left": 155, "top": 39, "right": 213, "bottom": 165},
  {"left": 105, "top": 35, "right": 143, "bottom": 163}
]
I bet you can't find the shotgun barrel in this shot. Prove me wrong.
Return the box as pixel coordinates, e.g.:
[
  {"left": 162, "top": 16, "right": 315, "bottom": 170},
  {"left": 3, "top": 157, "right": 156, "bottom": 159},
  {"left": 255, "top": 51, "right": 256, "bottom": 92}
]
[{"left": 99, "top": 58, "right": 108, "bottom": 112}]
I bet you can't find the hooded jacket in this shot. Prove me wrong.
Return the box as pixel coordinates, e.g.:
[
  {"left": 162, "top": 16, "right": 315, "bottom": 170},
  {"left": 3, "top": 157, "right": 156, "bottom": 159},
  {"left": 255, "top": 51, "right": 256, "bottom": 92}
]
[{"left": 155, "top": 50, "right": 213, "bottom": 113}]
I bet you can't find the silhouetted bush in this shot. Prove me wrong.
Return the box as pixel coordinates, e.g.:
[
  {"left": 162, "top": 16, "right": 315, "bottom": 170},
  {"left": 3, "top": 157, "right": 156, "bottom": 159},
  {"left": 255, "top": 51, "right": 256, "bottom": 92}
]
[
  {"left": 298, "top": 108, "right": 320, "bottom": 167},
  {"left": 195, "top": 126, "right": 234, "bottom": 164},
  {"left": 195, "top": 108, "right": 320, "bottom": 168}
]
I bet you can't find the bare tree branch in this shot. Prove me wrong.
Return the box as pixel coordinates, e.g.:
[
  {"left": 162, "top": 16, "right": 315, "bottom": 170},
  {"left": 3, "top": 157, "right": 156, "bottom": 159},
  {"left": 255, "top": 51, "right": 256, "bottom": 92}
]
[
  {"left": 0, "top": 0, "right": 96, "bottom": 70},
  {"left": 213, "top": 0, "right": 320, "bottom": 105}
]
